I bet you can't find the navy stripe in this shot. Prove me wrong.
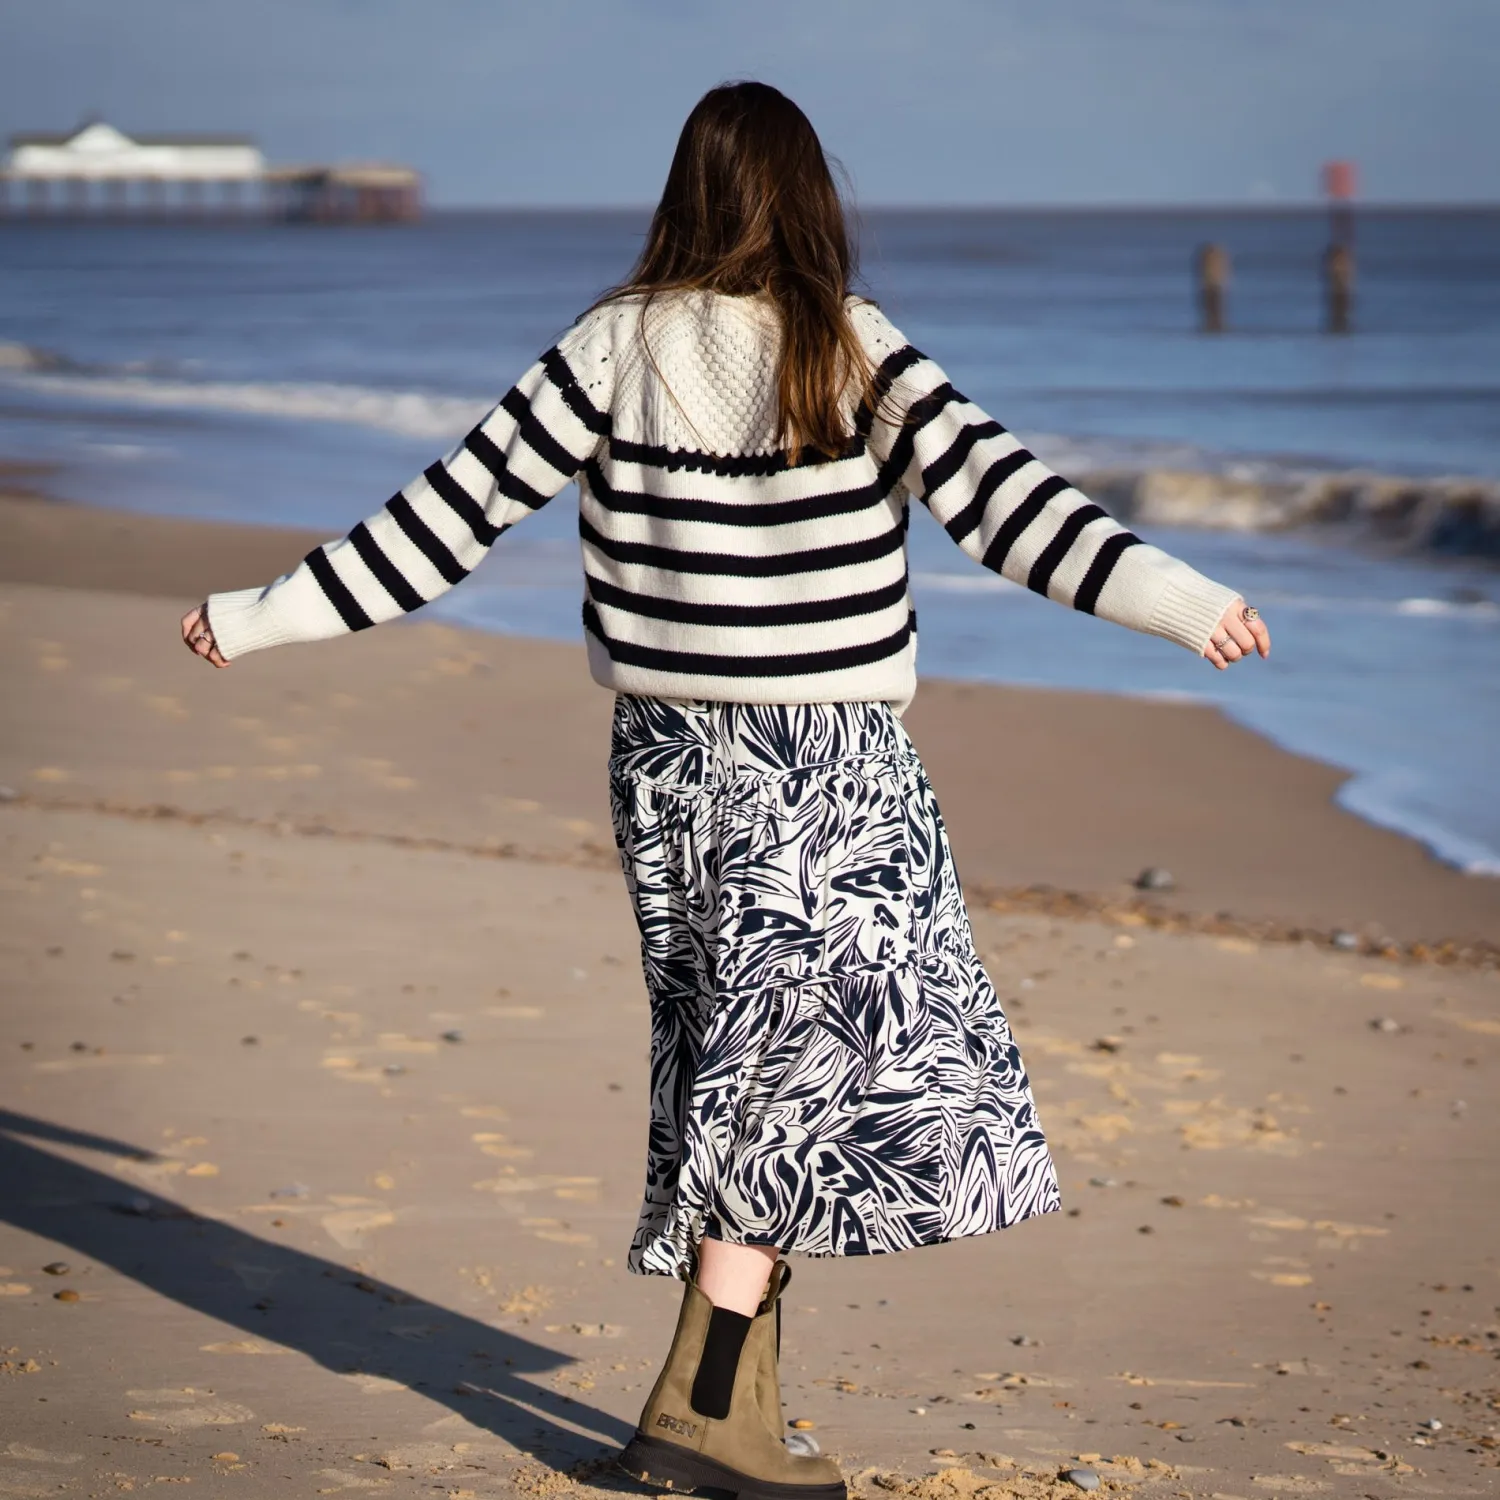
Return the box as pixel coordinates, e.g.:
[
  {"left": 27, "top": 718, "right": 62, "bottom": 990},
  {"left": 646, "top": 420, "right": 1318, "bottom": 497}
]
[
  {"left": 499, "top": 387, "right": 585, "bottom": 478},
  {"left": 461, "top": 427, "right": 553, "bottom": 513},
  {"left": 854, "top": 343, "right": 925, "bottom": 437},
  {"left": 423, "top": 461, "right": 506, "bottom": 545},
  {"left": 610, "top": 438, "right": 787, "bottom": 477},
  {"left": 586, "top": 572, "right": 909, "bottom": 629},
  {"left": 939, "top": 448, "right": 1033, "bottom": 544},
  {"left": 1026, "top": 504, "right": 1108, "bottom": 597},
  {"left": 877, "top": 383, "right": 964, "bottom": 494},
  {"left": 305, "top": 547, "right": 374, "bottom": 632},
  {"left": 579, "top": 513, "right": 904, "bottom": 578},
  {"left": 1073, "top": 531, "right": 1143, "bottom": 615},
  {"left": 542, "top": 346, "right": 611, "bottom": 436},
  {"left": 585, "top": 460, "right": 886, "bottom": 528},
  {"left": 388, "top": 494, "right": 468, "bottom": 587},
  {"left": 607, "top": 436, "right": 860, "bottom": 474},
  {"left": 979, "top": 473, "right": 1072, "bottom": 574},
  {"left": 920, "top": 417, "right": 1006, "bottom": 498},
  {"left": 584, "top": 601, "right": 915, "bottom": 678},
  {"left": 349, "top": 522, "right": 426, "bottom": 614}
]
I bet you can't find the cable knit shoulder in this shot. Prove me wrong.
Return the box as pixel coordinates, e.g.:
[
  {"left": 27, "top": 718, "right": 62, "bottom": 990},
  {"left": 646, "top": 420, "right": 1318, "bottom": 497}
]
[
  {"left": 601, "top": 291, "right": 785, "bottom": 457},
  {"left": 552, "top": 300, "right": 631, "bottom": 421},
  {"left": 846, "top": 297, "right": 904, "bottom": 359}
]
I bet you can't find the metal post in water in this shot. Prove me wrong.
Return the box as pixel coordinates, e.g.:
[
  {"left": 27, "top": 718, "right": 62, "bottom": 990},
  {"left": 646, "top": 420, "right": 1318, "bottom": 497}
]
[
  {"left": 1195, "top": 242, "right": 1230, "bottom": 333},
  {"left": 1322, "top": 160, "right": 1356, "bottom": 334}
]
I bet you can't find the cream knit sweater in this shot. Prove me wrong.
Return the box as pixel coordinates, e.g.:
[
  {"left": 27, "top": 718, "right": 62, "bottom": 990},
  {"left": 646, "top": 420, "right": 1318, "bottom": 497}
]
[{"left": 207, "top": 293, "right": 1239, "bottom": 710}]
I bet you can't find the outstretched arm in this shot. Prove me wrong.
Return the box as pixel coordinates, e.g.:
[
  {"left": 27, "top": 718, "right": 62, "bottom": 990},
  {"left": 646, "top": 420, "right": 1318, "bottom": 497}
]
[
  {"left": 854, "top": 308, "right": 1268, "bottom": 667},
  {"left": 183, "top": 315, "right": 615, "bottom": 666}
]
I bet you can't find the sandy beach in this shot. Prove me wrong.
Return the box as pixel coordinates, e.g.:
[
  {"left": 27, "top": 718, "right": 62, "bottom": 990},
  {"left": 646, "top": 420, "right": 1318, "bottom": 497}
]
[{"left": 2, "top": 491, "right": 1498, "bottom": 1500}]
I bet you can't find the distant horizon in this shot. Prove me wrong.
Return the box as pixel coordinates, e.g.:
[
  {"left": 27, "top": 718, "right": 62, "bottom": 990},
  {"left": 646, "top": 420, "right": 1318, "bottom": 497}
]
[
  {"left": 5, "top": 2, "right": 1496, "bottom": 207},
  {"left": 414, "top": 200, "right": 1500, "bottom": 214},
  {"left": 9, "top": 119, "right": 1497, "bottom": 214}
]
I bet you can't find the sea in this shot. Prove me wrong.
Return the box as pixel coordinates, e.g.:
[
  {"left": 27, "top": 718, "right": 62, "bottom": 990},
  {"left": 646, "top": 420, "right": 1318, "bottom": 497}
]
[{"left": 0, "top": 209, "right": 1497, "bottom": 875}]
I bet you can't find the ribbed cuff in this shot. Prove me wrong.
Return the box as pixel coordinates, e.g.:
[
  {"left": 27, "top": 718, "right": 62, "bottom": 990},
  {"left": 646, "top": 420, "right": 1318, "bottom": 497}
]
[
  {"left": 205, "top": 587, "right": 297, "bottom": 661},
  {"left": 1147, "top": 576, "right": 1242, "bottom": 656}
]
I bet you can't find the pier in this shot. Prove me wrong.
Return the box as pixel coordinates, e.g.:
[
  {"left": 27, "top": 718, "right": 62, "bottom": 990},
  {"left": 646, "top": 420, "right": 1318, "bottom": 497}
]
[{"left": 0, "top": 121, "right": 420, "bottom": 222}]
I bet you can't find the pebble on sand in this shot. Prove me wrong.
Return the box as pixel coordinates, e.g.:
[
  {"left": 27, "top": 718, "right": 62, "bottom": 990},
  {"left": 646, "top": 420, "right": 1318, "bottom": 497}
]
[
  {"left": 785, "top": 1432, "right": 821, "bottom": 1458},
  {"left": 441, "top": 1029, "right": 465, "bottom": 1043},
  {"left": 1369, "top": 1017, "right": 1400, "bottom": 1033},
  {"left": 1063, "top": 1468, "right": 1100, "bottom": 1492},
  {"left": 42, "top": 1262, "right": 70, "bottom": 1276},
  {"left": 789, "top": 1419, "right": 816, "bottom": 1430},
  {"left": 1134, "top": 867, "right": 1174, "bottom": 892},
  {"left": 54, "top": 1288, "right": 81, "bottom": 1302}
]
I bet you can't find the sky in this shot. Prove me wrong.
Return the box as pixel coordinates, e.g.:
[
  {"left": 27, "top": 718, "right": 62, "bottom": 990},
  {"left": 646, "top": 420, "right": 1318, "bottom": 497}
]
[{"left": 2, "top": 0, "right": 1497, "bottom": 207}]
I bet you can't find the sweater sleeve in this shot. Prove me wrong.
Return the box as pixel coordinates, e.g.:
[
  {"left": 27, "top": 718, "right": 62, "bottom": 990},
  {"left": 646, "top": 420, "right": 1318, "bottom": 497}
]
[
  {"left": 204, "top": 311, "right": 616, "bottom": 661},
  {"left": 851, "top": 305, "right": 1240, "bottom": 656}
]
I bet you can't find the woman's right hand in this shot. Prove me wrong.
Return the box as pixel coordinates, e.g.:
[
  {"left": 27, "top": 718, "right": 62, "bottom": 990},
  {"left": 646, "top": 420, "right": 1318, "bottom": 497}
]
[{"left": 180, "top": 603, "right": 230, "bottom": 668}]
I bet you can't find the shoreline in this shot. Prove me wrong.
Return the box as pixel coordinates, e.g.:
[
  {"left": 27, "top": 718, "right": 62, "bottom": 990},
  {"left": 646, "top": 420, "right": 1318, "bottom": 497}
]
[{"left": 3, "top": 488, "right": 1497, "bottom": 946}]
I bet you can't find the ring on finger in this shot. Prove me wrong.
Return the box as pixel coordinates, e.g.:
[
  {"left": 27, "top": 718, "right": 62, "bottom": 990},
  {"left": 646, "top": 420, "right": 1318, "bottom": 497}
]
[
  {"left": 1241, "top": 605, "right": 1260, "bottom": 623},
  {"left": 1212, "top": 636, "right": 1232, "bottom": 652}
]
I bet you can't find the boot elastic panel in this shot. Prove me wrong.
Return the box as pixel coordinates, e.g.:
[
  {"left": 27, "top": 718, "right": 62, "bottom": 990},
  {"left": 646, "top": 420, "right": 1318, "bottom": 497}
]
[{"left": 690, "top": 1305, "right": 752, "bottom": 1420}]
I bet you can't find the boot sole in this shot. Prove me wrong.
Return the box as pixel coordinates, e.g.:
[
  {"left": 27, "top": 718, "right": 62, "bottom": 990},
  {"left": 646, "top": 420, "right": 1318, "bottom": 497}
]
[{"left": 619, "top": 1433, "right": 846, "bottom": 1500}]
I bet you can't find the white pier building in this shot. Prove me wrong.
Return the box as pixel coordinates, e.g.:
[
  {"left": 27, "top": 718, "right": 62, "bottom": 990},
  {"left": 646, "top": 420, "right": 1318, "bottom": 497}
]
[{"left": 1, "top": 121, "right": 420, "bottom": 221}]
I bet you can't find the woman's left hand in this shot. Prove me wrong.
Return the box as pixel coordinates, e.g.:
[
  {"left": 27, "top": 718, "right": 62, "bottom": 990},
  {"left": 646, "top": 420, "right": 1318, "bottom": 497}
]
[
  {"left": 1203, "top": 600, "right": 1270, "bottom": 670},
  {"left": 180, "top": 603, "right": 230, "bottom": 668}
]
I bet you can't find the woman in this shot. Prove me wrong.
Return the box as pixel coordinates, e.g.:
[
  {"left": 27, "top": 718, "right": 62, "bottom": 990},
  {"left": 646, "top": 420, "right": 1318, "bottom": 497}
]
[{"left": 182, "top": 81, "right": 1269, "bottom": 1500}]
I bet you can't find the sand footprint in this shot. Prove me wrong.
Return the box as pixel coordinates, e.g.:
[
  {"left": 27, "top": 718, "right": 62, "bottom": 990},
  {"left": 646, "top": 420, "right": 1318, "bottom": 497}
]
[{"left": 126, "top": 1388, "right": 255, "bottom": 1430}]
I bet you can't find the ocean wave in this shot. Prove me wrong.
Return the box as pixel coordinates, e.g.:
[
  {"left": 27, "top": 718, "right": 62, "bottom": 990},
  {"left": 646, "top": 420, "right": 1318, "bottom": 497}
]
[
  {"left": 4, "top": 340, "right": 1498, "bottom": 563},
  {"left": 0, "top": 340, "right": 68, "bottom": 372},
  {"left": 1082, "top": 466, "right": 1500, "bottom": 564},
  {"left": 0, "top": 342, "right": 485, "bottom": 440}
]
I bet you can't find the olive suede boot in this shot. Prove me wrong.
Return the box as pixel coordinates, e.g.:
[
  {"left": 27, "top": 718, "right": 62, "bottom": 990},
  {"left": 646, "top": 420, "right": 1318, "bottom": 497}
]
[
  {"left": 750, "top": 1261, "right": 793, "bottom": 1435},
  {"left": 619, "top": 1272, "right": 845, "bottom": 1500}
]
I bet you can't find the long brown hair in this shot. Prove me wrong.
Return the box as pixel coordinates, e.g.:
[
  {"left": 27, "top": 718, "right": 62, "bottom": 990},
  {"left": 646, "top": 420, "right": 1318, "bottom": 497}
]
[{"left": 599, "top": 81, "right": 872, "bottom": 462}]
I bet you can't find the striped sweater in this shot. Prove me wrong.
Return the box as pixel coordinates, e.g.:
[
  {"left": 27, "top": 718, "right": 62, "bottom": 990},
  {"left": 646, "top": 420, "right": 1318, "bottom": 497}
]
[{"left": 207, "top": 292, "right": 1240, "bottom": 710}]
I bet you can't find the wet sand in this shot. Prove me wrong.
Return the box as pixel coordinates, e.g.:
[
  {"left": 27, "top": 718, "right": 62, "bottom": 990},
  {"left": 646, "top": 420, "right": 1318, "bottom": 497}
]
[{"left": 1, "top": 492, "right": 1498, "bottom": 1499}]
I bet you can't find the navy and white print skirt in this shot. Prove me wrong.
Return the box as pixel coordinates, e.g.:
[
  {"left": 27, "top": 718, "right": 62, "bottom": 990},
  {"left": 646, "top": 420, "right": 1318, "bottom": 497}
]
[{"left": 608, "top": 696, "right": 1060, "bottom": 1278}]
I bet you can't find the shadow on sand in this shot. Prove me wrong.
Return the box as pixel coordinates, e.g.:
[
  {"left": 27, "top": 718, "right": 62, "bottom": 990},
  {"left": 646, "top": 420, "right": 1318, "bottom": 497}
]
[{"left": 0, "top": 1107, "right": 646, "bottom": 1483}]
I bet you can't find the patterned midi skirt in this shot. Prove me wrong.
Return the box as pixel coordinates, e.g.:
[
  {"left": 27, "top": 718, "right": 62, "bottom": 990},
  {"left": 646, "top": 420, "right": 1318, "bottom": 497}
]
[{"left": 608, "top": 696, "right": 1060, "bottom": 1279}]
